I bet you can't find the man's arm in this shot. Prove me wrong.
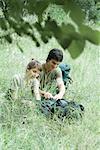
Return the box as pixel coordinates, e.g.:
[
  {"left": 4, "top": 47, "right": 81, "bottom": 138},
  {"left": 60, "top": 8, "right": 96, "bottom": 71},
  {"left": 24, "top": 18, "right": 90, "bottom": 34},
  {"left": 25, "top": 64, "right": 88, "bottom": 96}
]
[
  {"left": 53, "top": 67, "right": 65, "bottom": 100},
  {"left": 53, "top": 77, "right": 65, "bottom": 100}
]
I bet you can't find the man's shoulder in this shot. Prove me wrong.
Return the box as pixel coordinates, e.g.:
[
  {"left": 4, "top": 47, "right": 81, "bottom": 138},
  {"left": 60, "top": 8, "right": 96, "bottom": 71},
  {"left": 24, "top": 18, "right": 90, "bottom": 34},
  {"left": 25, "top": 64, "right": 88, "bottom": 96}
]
[
  {"left": 50, "top": 67, "right": 62, "bottom": 79},
  {"left": 53, "top": 66, "right": 62, "bottom": 74}
]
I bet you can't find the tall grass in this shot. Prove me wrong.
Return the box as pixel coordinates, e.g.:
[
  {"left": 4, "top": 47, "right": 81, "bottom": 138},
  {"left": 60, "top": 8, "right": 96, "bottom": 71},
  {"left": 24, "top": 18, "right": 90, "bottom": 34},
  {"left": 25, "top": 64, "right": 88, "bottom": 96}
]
[{"left": 0, "top": 34, "right": 100, "bottom": 150}]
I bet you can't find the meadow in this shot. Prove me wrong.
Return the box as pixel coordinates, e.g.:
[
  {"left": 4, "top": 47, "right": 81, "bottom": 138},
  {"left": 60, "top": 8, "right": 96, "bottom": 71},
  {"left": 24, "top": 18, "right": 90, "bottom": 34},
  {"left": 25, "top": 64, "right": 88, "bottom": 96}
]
[{"left": 0, "top": 33, "right": 100, "bottom": 150}]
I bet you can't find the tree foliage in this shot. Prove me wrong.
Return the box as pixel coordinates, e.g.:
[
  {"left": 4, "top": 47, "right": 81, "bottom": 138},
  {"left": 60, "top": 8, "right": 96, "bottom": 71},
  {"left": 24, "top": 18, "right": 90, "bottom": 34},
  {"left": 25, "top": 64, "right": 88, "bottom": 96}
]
[
  {"left": 0, "top": 0, "right": 100, "bottom": 58},
  {"left": 72, "top": 0, "right": 100, "bottom": 22}
]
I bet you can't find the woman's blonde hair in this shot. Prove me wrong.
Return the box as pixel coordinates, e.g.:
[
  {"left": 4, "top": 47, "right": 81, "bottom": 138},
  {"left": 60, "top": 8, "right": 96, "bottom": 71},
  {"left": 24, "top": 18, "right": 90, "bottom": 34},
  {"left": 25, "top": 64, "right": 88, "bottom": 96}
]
[{"left": 26, "top": 58, "right": 41, "bottom": 71}]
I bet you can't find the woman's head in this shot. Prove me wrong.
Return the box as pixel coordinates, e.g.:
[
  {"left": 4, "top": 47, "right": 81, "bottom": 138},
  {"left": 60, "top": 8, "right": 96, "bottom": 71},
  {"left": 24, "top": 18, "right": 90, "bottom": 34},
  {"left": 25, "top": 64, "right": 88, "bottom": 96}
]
[{"left": 26, "top": 58, "right": 41, "bottom": 79}]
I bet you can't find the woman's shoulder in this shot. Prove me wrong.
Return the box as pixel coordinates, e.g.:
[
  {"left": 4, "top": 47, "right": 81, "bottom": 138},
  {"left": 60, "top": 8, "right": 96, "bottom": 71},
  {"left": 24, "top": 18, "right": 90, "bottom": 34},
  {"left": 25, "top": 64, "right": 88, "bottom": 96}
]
[{"left": 13, "top": 73, "right": 23, "bottom": 80}]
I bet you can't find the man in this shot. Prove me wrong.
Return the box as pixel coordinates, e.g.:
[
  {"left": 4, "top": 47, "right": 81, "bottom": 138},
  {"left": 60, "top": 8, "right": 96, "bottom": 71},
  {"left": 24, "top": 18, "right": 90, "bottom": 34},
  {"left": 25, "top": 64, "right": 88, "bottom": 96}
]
[{"left": 39, "top": 48, "right": 65, "bottom": 100}]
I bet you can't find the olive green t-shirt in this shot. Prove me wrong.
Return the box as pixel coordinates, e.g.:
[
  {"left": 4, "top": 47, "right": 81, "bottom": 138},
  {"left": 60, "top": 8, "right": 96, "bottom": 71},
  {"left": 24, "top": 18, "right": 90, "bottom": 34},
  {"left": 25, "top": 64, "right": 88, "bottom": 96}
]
[{"left": 40, "top": 64, "right": 62, "bottom": 93}]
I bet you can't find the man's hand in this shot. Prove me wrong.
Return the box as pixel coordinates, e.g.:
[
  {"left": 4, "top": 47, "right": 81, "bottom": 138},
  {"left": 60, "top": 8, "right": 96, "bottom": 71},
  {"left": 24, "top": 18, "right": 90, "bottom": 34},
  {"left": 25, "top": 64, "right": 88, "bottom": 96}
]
[
  {"left": 44, "top": 92, "right": 53, "bottom": 99},
  {"left": 53, "top": 94, "right": 63, "bottom": 100}
]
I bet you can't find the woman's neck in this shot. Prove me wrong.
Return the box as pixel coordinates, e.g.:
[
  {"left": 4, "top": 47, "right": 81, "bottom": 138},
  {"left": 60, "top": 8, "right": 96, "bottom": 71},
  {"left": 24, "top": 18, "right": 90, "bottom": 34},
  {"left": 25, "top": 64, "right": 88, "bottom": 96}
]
[{"left": 24, "top": 74, "right": 31, "bottom": 85}]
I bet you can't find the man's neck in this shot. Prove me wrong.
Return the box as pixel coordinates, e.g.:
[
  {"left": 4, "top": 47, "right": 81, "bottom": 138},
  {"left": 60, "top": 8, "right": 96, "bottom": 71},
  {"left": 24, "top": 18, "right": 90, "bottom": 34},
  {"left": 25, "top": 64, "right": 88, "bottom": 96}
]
[{"left": 43, "top": 63, "right": 50, "bottom": 73}]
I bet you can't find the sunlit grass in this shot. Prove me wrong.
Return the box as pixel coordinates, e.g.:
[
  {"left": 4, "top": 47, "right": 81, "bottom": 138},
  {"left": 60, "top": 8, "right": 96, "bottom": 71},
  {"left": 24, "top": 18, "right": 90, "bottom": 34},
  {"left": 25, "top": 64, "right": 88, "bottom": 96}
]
[{"left": 0, "top": 36, "right": 100, "bottom": 150}]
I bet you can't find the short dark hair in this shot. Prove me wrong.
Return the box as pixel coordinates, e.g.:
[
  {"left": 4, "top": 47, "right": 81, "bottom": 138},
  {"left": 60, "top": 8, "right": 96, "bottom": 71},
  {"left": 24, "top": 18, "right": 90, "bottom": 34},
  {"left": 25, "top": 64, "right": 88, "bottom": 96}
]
[{"left": 46, "top": 48, "right": 63, "bottom": 62}]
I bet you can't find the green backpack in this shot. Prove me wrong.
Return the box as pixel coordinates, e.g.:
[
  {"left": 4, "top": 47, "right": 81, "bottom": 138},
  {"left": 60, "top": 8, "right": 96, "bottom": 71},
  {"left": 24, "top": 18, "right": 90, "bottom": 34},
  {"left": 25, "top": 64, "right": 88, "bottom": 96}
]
[
  {"left": 59, "top": 63, "right": 73, "bottom": 88},
  {"left": 40, "top": 98, "right": 84, "bottom": 121}
]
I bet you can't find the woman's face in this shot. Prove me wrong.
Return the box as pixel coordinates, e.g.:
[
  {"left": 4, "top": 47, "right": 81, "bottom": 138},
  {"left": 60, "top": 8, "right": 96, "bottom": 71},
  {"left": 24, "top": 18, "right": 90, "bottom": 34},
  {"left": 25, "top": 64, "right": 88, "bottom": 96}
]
[{"left": 26, "top": 68, "right": 40, "bottom": 79}]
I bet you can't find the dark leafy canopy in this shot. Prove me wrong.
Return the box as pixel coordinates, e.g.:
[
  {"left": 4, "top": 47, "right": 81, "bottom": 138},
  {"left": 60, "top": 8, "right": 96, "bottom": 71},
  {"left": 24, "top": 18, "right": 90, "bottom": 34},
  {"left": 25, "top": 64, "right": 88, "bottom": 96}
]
[
  {"left": 72, "top": 0, "right": 100, "bottom": 22},
  {"left": 0, "top": 0, "right": 100, "bottom": 58}
]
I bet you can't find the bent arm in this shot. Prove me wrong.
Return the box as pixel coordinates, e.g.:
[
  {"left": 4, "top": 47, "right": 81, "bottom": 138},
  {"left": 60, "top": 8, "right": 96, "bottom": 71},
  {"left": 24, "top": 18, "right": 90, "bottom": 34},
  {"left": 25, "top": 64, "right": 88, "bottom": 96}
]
[
  {"left": 39, "top": 89, "right": 53, "bottom": 99},
  {"left": 53, "top": 77, "right": 65, "bottom": 100},
  {"left": 31, "top": 78, "right": 41, "bottom": 100}
]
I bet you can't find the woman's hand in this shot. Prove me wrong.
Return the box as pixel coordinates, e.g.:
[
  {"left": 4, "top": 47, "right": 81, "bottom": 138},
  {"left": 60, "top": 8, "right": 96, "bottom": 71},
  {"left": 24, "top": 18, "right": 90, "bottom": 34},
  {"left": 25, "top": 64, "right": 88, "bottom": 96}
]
[{"left": 44, "top": 92, "right": 53, "bottom": 99}]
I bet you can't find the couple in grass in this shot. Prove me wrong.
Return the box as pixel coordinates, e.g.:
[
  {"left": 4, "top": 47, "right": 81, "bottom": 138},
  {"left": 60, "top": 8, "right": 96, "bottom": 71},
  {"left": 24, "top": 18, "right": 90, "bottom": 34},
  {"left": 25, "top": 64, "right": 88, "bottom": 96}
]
[
  {"left": 7, "top": 48, "right": 66, "bottom": 105},
  {"left": 6, "top": 48, "right": 84, "bottom": 121}
]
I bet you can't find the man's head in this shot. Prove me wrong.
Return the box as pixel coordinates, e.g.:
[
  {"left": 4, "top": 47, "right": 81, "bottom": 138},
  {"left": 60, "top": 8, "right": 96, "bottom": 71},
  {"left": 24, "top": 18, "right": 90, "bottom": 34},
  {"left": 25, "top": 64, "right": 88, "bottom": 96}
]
[
  {"left": 46, "top": 49, "right": 63, "bottom": 71},
  {"left": 46, "top": 48, "right": 63, "bottom": 62}
]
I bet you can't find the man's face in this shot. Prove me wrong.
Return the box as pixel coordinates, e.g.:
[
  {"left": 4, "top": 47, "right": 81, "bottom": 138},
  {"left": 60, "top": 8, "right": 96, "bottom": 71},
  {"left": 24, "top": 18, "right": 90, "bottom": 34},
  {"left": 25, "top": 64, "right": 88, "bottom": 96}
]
[{"left": 47, "top": 59, "right": 60, "bottom": 72}]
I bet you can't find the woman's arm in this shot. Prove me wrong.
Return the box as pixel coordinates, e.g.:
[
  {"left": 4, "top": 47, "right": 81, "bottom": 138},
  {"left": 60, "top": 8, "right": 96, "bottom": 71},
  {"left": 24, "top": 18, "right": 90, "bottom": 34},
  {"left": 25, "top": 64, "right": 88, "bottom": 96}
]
[
  {"left": 39, "top": 89, "right": 53, "bottom": 99},
  {"left": 31, "top": 78, "right": 41, "bottom": 100}
]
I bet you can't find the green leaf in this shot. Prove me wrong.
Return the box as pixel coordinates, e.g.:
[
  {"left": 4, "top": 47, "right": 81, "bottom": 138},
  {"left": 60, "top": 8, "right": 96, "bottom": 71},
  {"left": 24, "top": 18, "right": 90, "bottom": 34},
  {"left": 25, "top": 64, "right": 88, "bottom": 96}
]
[
  {"left": 63, "top": 0, "right": 85, "bottom": 25},
  {"left": 16, "top": 42, "right": 24, "bottom": 53},
  {"left": 68, "top": 40, "right": 85, "bottom": 59},
  {"left": 0, "top": 18, "right": 8, "bottom": 30},
  {"left": 5, "top": 35, "right": 12, "bottom": 43},
  {"left": 79, "top": 25, "right": 100, "bottom": 45}
]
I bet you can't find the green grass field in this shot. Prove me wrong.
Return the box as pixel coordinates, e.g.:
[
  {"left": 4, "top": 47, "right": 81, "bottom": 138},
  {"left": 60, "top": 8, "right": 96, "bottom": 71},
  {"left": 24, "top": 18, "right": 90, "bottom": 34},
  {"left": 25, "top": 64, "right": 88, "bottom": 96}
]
[{"left": 0, "top": 35, "right": 100, "bottom": 150}]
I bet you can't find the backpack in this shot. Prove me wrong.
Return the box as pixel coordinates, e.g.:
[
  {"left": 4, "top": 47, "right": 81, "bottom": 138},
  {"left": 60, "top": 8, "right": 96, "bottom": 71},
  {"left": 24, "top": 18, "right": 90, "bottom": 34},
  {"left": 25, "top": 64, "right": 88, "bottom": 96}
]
[
  {"left": 59, "top": 63, "right": 73, "bottom": 88},
  {"left": 40, "top": 98, "right": 84, "bottom": 121},
  {"left": 55, "top": 99, "right": 84, "bottom": 121}
]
